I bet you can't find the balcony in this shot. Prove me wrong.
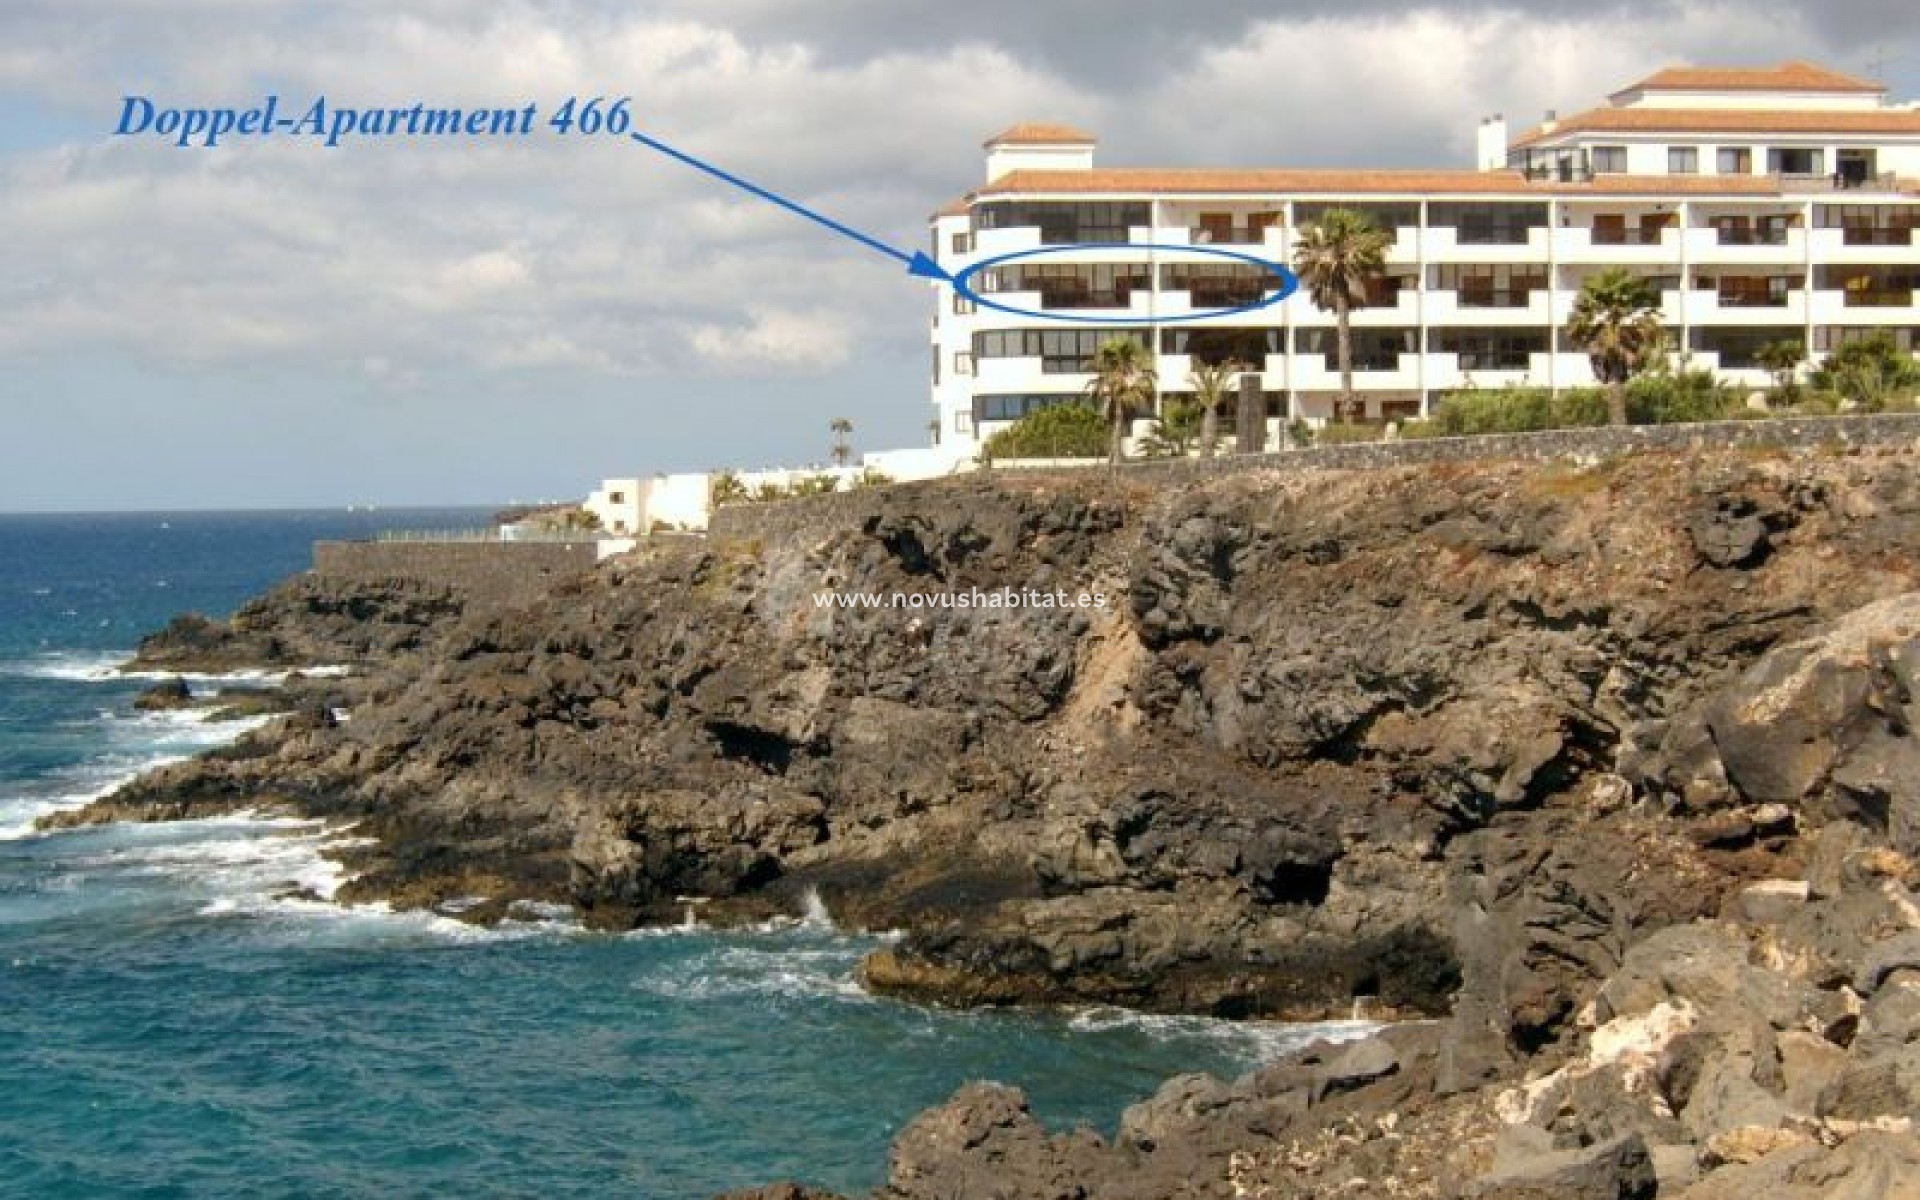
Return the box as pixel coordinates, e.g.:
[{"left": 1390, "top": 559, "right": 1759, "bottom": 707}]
[
  {"left": 1424, "top": 288, "right": 1552, "bottom": 325},
  {"left": 1714, "top": 227, "right": 1791, "bottom": 247},
  {"left": 1289, "top": 288, "right": 1419, "bottom": 326},
  {"left": 1840, "top": 290, "right": 1919, "bottom": 309},
  {"left": 1424, "top": 352, "right": 1550, "bottom": 389},
  {"left": 1683, "top": 227, "right": 1804, "bottom": 263},
  {"left": 1290, "top": 354, "right": 1418, "bottom": 391},
  {"left": 1809, "top": 290, "right": 1920, "bottom": 323},
  {"left": 1423, "top": 225, "right": 1549, "bottom": 264},
  {"left": 1777, "top": 171, "right": 1903, "bottom": 194},
  {"left": 1187, "top": 225, "right": 1276, "bottom": 246},
  {"left": 1840, "top": 227, "right": 1917, "bottom": 247},
  {"left": 1808, "top": 227, "right": 1918, "bottom": 263},
  {"left": 1685, "top": 290, "right": 1807, "bottom": 325},
  {"left": 1553, "top": 226, "right": 1678, "bottom": 265}
]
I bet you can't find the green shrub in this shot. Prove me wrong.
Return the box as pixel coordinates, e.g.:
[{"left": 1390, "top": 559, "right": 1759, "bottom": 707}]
[
  {"left": 1316, "top": 422, "right": 1384, "bottom": 446},
  {"left": 788, "top": 473, "right": 842, "bottom": 497},
  {"left": 1139, "top": 398, "right": 1201, "bottom": 458},
  {"left": 1626, "top": 366, "right": 1741, "bottom": 424},
  {"left": 984, "top": 402, "right": 1108, "bottom": 459},
  {"left": 1284, "top": 418, "right": 1315, "bottom": 448},
  {"left": 1397, "top": 418, "right": 1443, "bottom": 440},
  {"left": 1428, "top": 387, "right": 1609, "bottom": 435},
  {"left": 1810, "top": 332, "right": 1920, "bottom": 411},
  {"left": 709, "top": 471, "right": 748, "bottom": 507}
]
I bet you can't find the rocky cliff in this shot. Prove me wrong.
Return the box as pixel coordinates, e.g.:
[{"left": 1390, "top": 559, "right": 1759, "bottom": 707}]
[{"left": 50, "top": 444, "right": 1920, "bottom": 1197}]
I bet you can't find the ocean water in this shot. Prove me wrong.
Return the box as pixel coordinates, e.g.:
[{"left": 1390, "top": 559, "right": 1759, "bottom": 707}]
[{"left": 0, "top": 511, "right": 1368, "bottom": 1199}]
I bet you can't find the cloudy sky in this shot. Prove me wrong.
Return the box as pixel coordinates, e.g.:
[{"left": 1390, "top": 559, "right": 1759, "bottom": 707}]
[{"left": 2, "top": 1, "right": 1915, "bottom": 510}]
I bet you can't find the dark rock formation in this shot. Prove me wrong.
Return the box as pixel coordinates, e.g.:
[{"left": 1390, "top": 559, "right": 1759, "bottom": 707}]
[
  {"left": 132, "top": 676, "right": 194, "bottom": 711},
  {"left": 40, "top": 445, "right": 1920, "bottom": 1198}
]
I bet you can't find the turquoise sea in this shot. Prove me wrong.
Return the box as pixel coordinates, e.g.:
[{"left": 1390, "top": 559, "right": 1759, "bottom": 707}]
[{"left": 0, "top": 511, "right": 1362, "bottom": 1199}]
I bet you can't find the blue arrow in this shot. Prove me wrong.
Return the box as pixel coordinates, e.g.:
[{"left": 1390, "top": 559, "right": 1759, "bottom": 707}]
[{"left": 630, "top": 131, "right": 949, "bottom": 281}]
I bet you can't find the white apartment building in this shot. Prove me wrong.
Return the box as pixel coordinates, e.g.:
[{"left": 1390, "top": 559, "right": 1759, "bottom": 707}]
[{"left": 927, "top": 62, "right": 1920, "bottom": 458}]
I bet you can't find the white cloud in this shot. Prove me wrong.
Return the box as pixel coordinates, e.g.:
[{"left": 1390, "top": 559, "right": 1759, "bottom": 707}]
[
  {"left": 690, "top": 306, "right": 853, "bottom": 371},
  {"left": 0, "top": 0, "right": 1903, "bottom": 384}
]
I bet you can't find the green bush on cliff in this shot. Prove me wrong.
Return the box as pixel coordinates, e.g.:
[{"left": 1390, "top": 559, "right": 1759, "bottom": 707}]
[
  {"left": 984, "top": 403, "right": 1108, "bottom": 459},
  {"left": 1626, "top": 366, "right": 1742, "bottom": 424},
  {"left": 1810, "top": 332, "right": 1920, "bottom": 411},
  {"left": 1427, "top": 387, "right": 1609, "bottom": 435},
  {"left": 1427, "top": 370, "right": 1745, "bottom": 435}
]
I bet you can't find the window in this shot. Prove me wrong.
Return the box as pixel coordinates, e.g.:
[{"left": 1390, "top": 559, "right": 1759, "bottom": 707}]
[
  {"left": 1717, "top": 147, "right": 1752, "bottom": 174},
  {"left": 971, "top": 394, "right": 1090, "bottom": 423},
  {"left": 1431, "top": 264, "right": 1547, "bottom": 306},
  {"left": 972, "top": 329, "right": 1148, "bottom": 374},
  {"left": 1435, "top": 329, "right": 1547, "bottom": 371},
  {"left": 951, "top": 232, "right": 973, "bottom": 255},
  {"left": 608, "top": 492, "right": 624, "bottom": 504},
  {"left": 1591, "top": 146, "right": 1627, "bottom": 173},
  {"left": 1668, "top": 147, "right": 1698, "bottom": 174},
  {"left": 1430, "top": 202, "right": 1547, "bottom": 245},
  {"left": 1298, "top": 329, "right": 1414, "bottom": 371},
  {"left": 1690, "top": 328, "right": 1803, "bottom": 370},
  {"left": 1768, "top": 147, "right": 1823, "bottom": 176},
  {"left": 953, "top": 351, "right": 974, "bottom": 376},
  {"left": 952, "top": 293, "right": 975, "bottom": 316},
  {"left": 1296, "top": 201, "right": 1418, "bottom": 230},
  {"left": 1158, "top": 327, "right": 1280, "bottom": 365},
  {"left": 1815, "top": 265, "right": 1920, "bottom": 307},
  {"left": 978, "top": 263, "right": 1150, "bottom": 309},
  {"left": 931, "top": 346, "right": 940, "bottom": 386},
  {"left": 953, "top": 411, "right": 973, "bottom": 435},
  {"left": 1817, "top": 205, "right": 1919, "bottom": 245},
  {"left": 974, "top": 201, "right": 1150, "bottom": 245},
  {"left": 1160, "top": 263, "right": 1282, "bottom": 308}
]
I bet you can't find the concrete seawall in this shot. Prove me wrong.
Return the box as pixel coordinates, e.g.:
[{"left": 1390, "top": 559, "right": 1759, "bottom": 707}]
[{"left": 312, "top": 540, "right": 599, "bottom": 612}]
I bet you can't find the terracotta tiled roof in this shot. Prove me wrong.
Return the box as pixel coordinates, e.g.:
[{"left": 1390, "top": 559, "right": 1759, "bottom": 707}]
[
  {"left": 1617, "top": 61, "right": 1883, "bottom": 96},
  {"left": 1512, "top": 106, "right": 1920, "bottom": 148},
  {"left": 980, "top": 168, "right": 1532, "bottom": 194},
  {"left": 929, "top": 195, "right": 972, "bottom": 220},
  {"left": 969, "top": 168, "right": 1792, "bottom": 199},
  {"left": 983, "top": 123, "right": 1098, "bottom": 148}
]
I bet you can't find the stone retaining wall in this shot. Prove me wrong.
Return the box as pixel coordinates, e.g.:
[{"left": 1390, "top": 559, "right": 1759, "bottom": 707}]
[{"left": 708, "top": 414, "right": 1920, "bottom": 547}]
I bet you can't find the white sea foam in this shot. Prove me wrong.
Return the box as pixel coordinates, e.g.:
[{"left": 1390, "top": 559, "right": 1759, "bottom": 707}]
[
  {"left": 628, "top": 935, "right": 873, "bottom": 1003},
  {"left": 1064, "top": 1007, "right": 1379, "bottom": 1062},
  {"left": 0, "top": 652, "right": 352, "bottom": 686}
]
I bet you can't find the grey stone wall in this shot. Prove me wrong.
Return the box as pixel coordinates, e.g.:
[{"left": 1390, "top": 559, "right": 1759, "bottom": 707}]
[
  {"left": 311, "top": 540, "right": 599, "bottom": 612},
  {"left": 709, "top": 414, "right": 1920, "bottom": 548}
]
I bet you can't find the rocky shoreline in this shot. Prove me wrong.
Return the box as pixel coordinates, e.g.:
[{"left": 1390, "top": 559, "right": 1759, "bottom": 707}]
[{"left": 42, "top": 445, "right": 1920, "bottom": 1197}]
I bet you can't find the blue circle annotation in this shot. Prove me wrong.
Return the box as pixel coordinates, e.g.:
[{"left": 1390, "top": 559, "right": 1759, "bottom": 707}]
[{"left": 949, "top": 242, "right": 1299, "bottom": 326}]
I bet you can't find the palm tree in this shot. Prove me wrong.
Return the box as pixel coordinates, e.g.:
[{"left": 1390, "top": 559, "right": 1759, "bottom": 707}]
[
  {"left": 1292, "top": 208, "right": 1391, "bottom": 424},
  {"left": 829, "top": 417, "right": 854, "bottom": 466},
  {"left": 1083, "top": 336, "right": 1156, "bottom": 466},
  {"left": 1566, "top": 268, "right": 1666, "bottom": 426},
  {"left": 1187, "top": 359, "right": 1244, "bottom": 459}
]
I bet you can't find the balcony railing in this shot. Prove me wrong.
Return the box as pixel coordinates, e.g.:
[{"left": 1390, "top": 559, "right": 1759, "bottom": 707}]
[
  {"left": 1187, "top": 226, "right": 1274, "bottom": 245},
  {"left": 1455, "top": 289, "right": 1543, "bottom": 308},
  {"left": 1318, "top": 355, "right": 1405, "bottom": 372},
  {"left": 1842, "top": 290, "right": 1916, "bottom": 308},
  {"left": 1590, "top": 227, "right": 1666, "bottom": 246},
  {"left": 1716, "top": 291, "right": 1790, "bottom": 308},
  {"left": 1780, "top": 171, "right": 1901, "bottom": 193},
  {"left": 1714, "top": 227, "right": 1791, "bottom": 246},
  {"left": 1840, "top": 227, "right": 1917, "bottom": 246},
  {"left": 1453, "top": 354, "right": 1535, "bottom": 371}
]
